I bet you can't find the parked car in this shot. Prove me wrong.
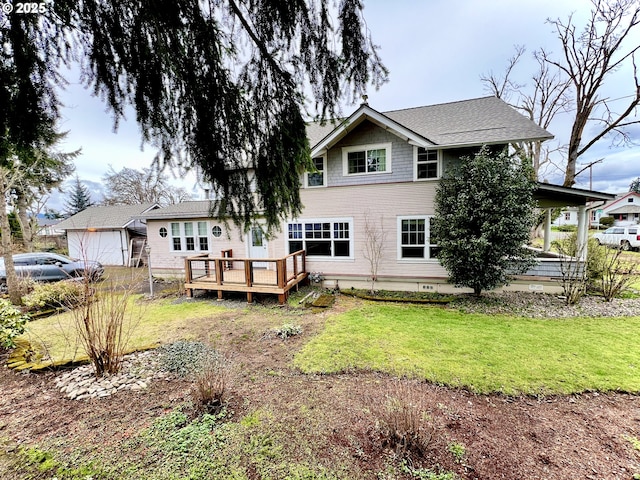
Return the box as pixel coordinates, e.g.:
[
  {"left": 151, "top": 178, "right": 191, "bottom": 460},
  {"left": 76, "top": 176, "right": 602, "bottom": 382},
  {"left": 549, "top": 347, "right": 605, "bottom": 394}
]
[
  {"left": 592, "top": 226, "right": 640, "bottom": 251},
  {"left": 0, "top": 252, "right": 104, "bottom": 287}
]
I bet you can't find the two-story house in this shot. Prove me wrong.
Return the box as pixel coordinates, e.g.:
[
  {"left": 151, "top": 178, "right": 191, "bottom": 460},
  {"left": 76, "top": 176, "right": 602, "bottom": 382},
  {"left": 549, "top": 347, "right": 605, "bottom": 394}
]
[{"left": 140, "top": 96, "right": 613, "bottom": 298}]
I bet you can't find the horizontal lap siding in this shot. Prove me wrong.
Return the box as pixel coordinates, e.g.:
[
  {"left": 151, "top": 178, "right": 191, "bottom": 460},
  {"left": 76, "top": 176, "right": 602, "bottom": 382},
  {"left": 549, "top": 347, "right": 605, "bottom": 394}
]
[
  {"left": 147, "top": 219, "right": 252, "bottom": 271},
  {"left": 270, "top": 182, "right": 448, "bottom": 279}
]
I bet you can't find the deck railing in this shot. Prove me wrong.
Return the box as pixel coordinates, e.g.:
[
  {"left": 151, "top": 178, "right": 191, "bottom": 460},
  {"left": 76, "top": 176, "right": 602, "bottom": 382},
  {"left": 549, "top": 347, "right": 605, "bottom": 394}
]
[{"left": 184, "top": 249, "right": 307, "bottom": 304}]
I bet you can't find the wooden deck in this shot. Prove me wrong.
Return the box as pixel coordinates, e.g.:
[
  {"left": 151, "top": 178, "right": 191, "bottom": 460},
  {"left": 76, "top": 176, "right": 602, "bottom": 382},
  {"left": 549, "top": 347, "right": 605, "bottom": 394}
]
[{"left": 184, "top": 249, "right": 308, "bottom": 304}]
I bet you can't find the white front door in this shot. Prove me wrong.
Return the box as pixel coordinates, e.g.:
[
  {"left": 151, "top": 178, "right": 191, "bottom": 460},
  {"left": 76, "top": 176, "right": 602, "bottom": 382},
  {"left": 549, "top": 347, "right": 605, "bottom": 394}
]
[{"left": 248, "top": 225, "right": 268, "bottom": 268}]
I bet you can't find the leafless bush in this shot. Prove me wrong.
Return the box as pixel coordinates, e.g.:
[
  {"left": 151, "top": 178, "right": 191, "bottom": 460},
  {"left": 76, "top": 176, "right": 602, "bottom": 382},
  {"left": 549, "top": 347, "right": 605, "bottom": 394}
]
[
  {"left": 73, "top": 278, "right": 142, "bottom": 377},
  {"left": 192, "top": 351, "right": 229, "bottom": 414},
  {"left": 554, "top": 235, "right": 587, "bottom": 305},
  {"left": 598, "top": 247, "right": 639, "bottom": 301},
  {"left": 363, "top": 211, "right": 386, "bottom": 296},
  {"left": 374, "top": 380, "right": 434, "bottom": 457}
]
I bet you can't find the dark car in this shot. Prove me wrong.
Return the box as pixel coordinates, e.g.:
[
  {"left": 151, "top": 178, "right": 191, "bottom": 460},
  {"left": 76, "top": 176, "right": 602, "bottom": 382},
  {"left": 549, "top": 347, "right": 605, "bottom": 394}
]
[{"left": 0, "top": 252, "right": 104, "bottom": 287}]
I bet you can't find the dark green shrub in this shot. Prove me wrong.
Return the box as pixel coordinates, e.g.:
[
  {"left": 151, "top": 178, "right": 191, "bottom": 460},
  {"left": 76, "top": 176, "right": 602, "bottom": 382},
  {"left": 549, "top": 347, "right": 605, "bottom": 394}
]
[
  {"left": 599, "top": 216, "right": 614, "bottom": 227},
  {"left": 557, "top": 224, "right": 577, "bottom": 232}
]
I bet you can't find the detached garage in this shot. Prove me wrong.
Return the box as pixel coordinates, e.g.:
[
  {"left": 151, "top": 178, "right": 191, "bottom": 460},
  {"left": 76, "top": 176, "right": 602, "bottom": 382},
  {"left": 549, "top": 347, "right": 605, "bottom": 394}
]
[{"left": 55, "top": 203, "right": 159, "bottom": 266}]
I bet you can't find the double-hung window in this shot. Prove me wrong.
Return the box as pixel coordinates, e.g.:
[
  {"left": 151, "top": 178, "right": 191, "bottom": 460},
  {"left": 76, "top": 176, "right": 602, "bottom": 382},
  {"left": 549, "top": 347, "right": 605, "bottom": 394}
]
[
  {"left": 170, "top": 221, "right": 210, "bottom": 252},
  {"left": 342, "top": 143, "right": 391, "bottom": 175},
  {"left": 306, "top": 156, "right": 326, "bottom": 187},
  {"left": 415, "top": 147, "right": 439, "bottom": 180},
  {"left": 397, "top": 216, "right": 439, "bottom": 260},
  {"left": 287, "top": 218, "right": 353, "bottom": 258}
]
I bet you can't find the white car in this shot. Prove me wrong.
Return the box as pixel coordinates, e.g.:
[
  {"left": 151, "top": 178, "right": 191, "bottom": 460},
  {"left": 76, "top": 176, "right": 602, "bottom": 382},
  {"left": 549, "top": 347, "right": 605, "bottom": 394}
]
[{"left": 592, "top": 226, "right": 640, "bottom": 251}]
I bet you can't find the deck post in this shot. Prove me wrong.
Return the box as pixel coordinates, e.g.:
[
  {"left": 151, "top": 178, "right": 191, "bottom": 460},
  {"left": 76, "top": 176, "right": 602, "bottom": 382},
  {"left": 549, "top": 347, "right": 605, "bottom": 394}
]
[
  {"left": 277, "top": 259, "right": 286, "bottom": 288},
  {"left": 184, "top": 257, "right": 193, "bottom": 297},
  {"left": 215, "top": 258, "right": 224, "bottom": 301},
  {"left": 245, "top": 260, "right": 254, "bottom": 304}
]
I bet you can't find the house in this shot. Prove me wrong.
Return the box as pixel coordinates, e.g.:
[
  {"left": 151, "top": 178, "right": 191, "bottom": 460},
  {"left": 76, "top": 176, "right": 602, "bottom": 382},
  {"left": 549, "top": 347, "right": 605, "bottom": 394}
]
[
  {"left": 55, "top": 203, "right": 159, "bottom": 266},
  {"left": 600, "top": 192, "right": 640, "bottom": 225},
  {"left": 141, "top": 96, "right": 613, "bottom": 296},
  {"left": 552, "top": 207, "right": 579, "bottom": 227}
]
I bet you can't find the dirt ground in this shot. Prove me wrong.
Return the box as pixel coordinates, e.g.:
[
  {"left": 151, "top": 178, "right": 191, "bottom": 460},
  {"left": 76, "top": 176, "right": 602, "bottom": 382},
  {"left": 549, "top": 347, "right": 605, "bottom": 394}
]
[{"left": 1, "top": 291, "right": 640, "bottom": 479}]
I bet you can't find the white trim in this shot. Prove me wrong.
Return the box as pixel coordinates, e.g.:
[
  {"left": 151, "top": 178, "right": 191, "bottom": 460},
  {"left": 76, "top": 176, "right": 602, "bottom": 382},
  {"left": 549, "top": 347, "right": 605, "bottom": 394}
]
[
  {"left": 169, "top": 221, "right": 211, "bottom": 253},
  {"left": 310, "top": 105, "right": 432, "bottom": 158},
  {"left": 413, "top": 146, "right": 441, "bottom": 181},
  {"left": 286, "top": 217, "right": 354, "bottom": 260},
  {"left": 305, "top": 154, "right": 327, "bottom": 188},
  {"left": 342, "top": 142, "right": 392, "bottom": 176},
  {"left": 396, "top": 215, "right": 439, "bottom": 263}
]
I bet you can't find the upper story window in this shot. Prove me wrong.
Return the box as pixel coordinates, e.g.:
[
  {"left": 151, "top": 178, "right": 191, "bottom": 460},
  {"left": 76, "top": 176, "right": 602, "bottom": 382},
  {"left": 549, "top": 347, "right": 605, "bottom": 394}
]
[
  {"left": 414, "top": 147, "right": 440, "bottom": 180},
  {"left": 170, "top": 221, "right": 210, "bottom": 252},
  {"left": 342, "top": 143, "right": 392, "bottom": 176},
  {"left": 306, "top": 156, "right": 326, "bottom": 187}
]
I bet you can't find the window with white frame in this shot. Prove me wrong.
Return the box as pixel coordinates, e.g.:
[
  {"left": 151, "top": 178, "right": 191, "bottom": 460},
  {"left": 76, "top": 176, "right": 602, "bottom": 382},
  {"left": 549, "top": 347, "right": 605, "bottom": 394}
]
[
  {"left": 169, "top": 221, "right": 210, "bottom": 252},
  {"left": 342, "top": 143, "right": 391, "bottom": 175},
  {"left": 287, "top": 218, "right": 353, "bottom": 258},
  {"left": 397, "top": 216, "right": 439, "bottom": 260},
  {"left": 306, "top": 156, "right": 326, "bottom": 187},
  {"left": 415, "top": 147, "right": 439, "bottom": 180}
]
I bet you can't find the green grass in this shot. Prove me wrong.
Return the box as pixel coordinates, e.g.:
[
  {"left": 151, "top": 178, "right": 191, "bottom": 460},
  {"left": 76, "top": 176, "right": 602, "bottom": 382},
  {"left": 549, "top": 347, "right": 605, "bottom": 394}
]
[
  {"left": 294, "top": 303, "right": 640, "bottom": 395},
  {"left": 21, "top": 297, "right": 227, "bottom": 364}
]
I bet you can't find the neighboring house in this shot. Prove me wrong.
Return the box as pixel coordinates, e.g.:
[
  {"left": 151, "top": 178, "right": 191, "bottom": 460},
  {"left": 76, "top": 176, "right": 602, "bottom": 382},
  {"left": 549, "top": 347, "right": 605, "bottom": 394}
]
[
  {"left": 141, "top": 96, "right": 613, "bottom": 293},
  {"left": 552, "top": 207, "right": 579, "bottom": 227},
  {"left": 56, "top": 203, "right": 159, "bottom": 266},
  {"left": 36, "top": 217, "right": 64, "bottom": 236},
  {"left": 600, "top": 192, "right": 640, "bottom": 225}
]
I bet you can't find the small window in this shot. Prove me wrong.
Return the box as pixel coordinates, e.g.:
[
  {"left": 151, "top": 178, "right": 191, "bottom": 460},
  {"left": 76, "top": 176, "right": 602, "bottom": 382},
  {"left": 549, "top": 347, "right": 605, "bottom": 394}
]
[
  {"left": 159, "top": 227, "right": 168, "bottom": 238},
  {"left": 415, "top": 148, "right": 439, "bottom": 180},
  {"left": 212, "top": 225, "right": 222, "bottom": 238},
  {"left": 628, "top": 198, "right": 634, "bottom": 203},
  {"left": 307, "top": 156, "right": 325, "bottom": 187}
]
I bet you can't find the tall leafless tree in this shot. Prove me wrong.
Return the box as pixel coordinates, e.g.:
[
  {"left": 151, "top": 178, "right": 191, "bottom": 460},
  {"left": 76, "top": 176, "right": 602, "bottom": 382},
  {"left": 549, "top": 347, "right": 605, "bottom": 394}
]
[
  {"left": 482, "top": 0, "right": 640, "bottom": 187},
  {"left": 481, "top": 45, "right": 571, "bottom": 180},
  {"left": 541, "top": 0, "right": 640, "bottom": 187}
]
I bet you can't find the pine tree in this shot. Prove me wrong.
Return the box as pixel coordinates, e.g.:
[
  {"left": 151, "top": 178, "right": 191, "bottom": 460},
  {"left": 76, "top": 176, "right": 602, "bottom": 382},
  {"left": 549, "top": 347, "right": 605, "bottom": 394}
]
[
  {"left": 432, "top": 147, "right": 538, "bottom": 296},
  {"left": 64, "top": 177, "right": 94, "bottom": 217},
  {"left": 629, "top": 177, "right": 640, "bottom": 194}
]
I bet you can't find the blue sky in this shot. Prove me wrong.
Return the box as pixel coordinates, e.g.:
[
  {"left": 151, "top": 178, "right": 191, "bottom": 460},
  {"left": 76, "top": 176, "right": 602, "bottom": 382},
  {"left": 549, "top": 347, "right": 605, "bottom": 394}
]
[{"left": 53, "top": 0, "right": 639, "bottom": 209}]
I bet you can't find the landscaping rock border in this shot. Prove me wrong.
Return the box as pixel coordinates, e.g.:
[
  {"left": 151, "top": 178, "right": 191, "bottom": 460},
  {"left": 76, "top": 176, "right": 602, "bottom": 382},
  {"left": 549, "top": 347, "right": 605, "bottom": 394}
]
[{"left": 54, "top": 350, "right": 170, "bottom": 400}]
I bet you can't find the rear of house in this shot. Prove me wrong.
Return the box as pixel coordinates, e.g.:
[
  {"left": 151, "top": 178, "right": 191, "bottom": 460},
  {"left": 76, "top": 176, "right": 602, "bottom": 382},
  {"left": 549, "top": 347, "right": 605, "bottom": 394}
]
[{"left": 145, "top": 96, "right": 595, "bottom": 293}]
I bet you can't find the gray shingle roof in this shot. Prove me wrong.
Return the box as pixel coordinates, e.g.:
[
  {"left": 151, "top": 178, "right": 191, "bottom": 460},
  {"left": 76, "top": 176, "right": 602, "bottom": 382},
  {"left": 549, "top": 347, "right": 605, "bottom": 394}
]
[
  {"left": 138, "top": 201, "right": 214, "bottom": 220},
  {"left": 55, "top": 203, "right": 158, "bottom": 230},
  {"left": 306, "top": 96, "right": 553, "bottom": 148}
]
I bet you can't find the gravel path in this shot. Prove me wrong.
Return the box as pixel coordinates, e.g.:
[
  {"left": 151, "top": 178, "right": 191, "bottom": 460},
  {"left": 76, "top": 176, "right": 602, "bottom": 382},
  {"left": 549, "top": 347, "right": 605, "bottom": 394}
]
[{"left": 451, "top": 291, "right": 640, "bottom": 318}]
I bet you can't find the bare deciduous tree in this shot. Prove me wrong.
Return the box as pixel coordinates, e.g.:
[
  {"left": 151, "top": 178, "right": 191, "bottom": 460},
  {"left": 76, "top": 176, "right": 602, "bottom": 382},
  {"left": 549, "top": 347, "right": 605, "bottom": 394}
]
[
  {"left": 101, "top": 166, "right": 191, "bottom": 206},
  {"left": 362, "top": 211, "right": 386, "bottom": 295},
  {"left": 482, "top": 0, "right": 640, "bottom": 187},
  {"left": 481, "top": 45, "right": 571, "bottom": 180},
  {"left": 541, "top": 0, "right": 640, "bottom": 187}
]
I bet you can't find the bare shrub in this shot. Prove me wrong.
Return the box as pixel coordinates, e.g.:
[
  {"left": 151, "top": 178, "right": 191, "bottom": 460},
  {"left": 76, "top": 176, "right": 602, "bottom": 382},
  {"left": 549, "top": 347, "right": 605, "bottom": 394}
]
[
  {"left": 73, "top": 278, "right": 143, "bottom": 377},
  {"left": 374, "top": 380, "right": 434, "bottom": 457},
  {"left": 192, "top": 351, "right": 229, "bottom": 414},
  {"left": 363, "top": 211, "right": 386, "bottom": 296},
  {"left": 597, "top": 247, "right": 639, "bottom": 301},
  {"left": 554, "top": 234, "right": 587, "bottom": 305}
]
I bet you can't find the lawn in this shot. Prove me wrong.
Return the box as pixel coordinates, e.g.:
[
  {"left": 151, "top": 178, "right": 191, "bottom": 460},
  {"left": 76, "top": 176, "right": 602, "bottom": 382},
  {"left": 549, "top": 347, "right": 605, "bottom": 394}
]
[
  {"left": 294, "top": 302, "right": 640, "bottom": 395},
  {"left": 22, "top": 297, "right": 228, "bottom": 365}
]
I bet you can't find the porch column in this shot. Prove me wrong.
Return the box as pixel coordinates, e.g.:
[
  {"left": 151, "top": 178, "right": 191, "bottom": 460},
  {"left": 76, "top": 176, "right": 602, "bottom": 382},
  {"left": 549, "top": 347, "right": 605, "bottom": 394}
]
[
  {"left": 543, "top": 209, "right": 552, "bottom": 252},
  {"left": 576, "top": 205, "right": 588, "bottom": 261}
]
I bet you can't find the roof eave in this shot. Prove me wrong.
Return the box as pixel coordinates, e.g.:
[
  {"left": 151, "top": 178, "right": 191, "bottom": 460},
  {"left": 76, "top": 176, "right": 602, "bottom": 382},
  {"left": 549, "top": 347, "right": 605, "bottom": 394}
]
[{"left": 311, "top": 105, "right": 433, "bottom": 156}]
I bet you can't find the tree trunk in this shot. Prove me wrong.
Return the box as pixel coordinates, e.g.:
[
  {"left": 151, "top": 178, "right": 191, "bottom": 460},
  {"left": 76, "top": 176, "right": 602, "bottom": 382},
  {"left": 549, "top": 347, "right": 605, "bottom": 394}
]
[
  {"left": 0, "top": 172, "right": 22, "bottom": 305},
  {"left": 15, "top": 193, "right": 35, "bottom": 252}
]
